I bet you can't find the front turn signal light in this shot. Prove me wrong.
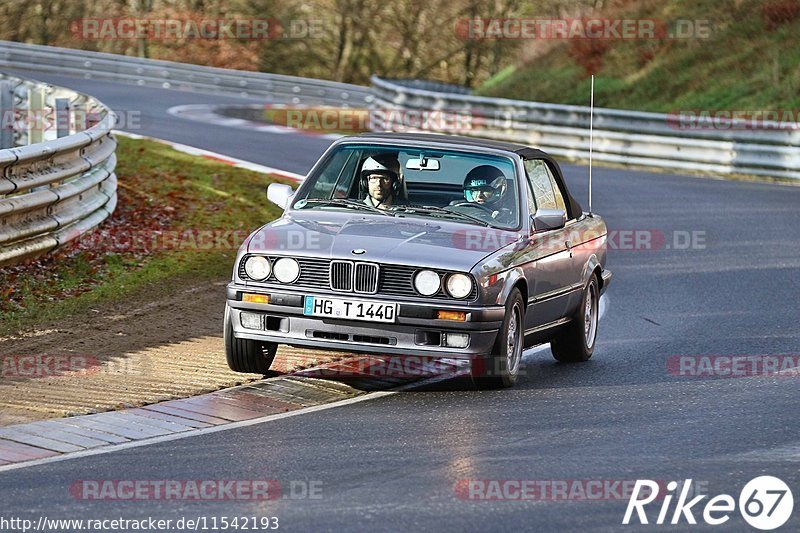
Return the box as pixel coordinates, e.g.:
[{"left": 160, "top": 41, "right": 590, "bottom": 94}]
[
  {"left": 436, "top": 310, "right": 467, "bottom": 321},
  {"left": 243, "top": 293, "right": 270, "bottom": 304}
]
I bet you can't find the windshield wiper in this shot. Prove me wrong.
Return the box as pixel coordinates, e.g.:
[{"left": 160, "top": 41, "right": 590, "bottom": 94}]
[
  {"left": 296, "top": 198, "right": 394, "bottom": 216},
  {"left": 392, "top": 205, "right": 490, "bottom": 227}
]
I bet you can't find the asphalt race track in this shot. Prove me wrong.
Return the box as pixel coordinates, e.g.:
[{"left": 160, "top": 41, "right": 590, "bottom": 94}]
[{"left": 1, "top": 71, "right": 799, "bottom": 532}]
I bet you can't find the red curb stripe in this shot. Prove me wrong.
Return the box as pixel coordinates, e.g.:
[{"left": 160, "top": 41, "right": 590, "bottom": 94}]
[
  {"left": 0, "top": 439, "right": 60, "bottom": 462},
  {"left": 212, "top": 391, "right": 301, "bottom": 414},
  {"left": 201, "top": 154, "right": 236, "bottom": 165},
  {"left": 164, "top": 397, "right": 263, "bottom": 422}
]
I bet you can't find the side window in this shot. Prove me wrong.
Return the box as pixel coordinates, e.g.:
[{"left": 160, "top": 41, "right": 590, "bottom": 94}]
[
  {"left": 543, "top": 162, "right": 567, "bottom": 212},
  {"left": 308, "top": 150, "right": 357, "bottom": 198},
  {"left": 524, "top": 159, "right": 557, "bottom": 211},
  {"left": 333, "top": 151, "right": 360, "bottom": 198}
]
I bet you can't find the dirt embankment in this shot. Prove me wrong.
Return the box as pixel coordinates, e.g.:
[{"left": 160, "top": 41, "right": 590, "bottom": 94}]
[{"left": 0, "top": 276, "right": 342, "bottom": 427}]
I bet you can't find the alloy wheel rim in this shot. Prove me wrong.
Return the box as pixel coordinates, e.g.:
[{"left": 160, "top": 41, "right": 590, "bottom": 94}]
[
  {"left": 506, "top": 304, "right": 522, "bottom": 375},
  {"left": 584, "top": 284, "right": 598, "bottom": 349}
]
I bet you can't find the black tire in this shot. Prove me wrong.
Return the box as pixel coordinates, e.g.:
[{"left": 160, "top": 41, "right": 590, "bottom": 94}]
[
  {"left": 551, "top": 274, "right": 599, "bottom": 363},
  {"left": 471, "top": 288, "right": 525, "bottom": 389},
  {"left": 224, "top": 305, "right": 277, "bottom": 374}
]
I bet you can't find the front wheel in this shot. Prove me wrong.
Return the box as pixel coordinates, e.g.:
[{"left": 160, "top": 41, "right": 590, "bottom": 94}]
[
  {"left": 550, "top": 274, "right": 599, "bottom": 363},
  {"left": 471, "top": 288, "right": 525, "bottom": 389},
  {"left": 224, "top": 305, "right": 278, "bottom": 374}
]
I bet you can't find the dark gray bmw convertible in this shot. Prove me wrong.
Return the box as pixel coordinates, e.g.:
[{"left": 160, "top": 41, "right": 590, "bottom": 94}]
[{"left": 224, "top": 133, "right": 611, "bottom": 388}]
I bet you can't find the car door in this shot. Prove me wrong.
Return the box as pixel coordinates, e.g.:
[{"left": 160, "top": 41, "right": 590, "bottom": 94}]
[{"left": 521, "top": 158, "right": 578, "bottom": 332}]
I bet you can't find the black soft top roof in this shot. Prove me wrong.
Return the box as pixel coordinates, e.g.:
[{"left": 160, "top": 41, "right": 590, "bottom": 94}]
[
  {"left": 347, "top": 132, "right": 584, "bottom": 218},
  {"left": 351, "top": 132, "right": 539, "bottom": 155}
]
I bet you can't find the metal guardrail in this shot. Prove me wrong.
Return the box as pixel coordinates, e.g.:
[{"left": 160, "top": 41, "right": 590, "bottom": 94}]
[
  {"left": 0, "top": 72, "right": 117, "bottom": 266},
  {"left": 0, "top": 39, "right": 377, "bottom": 267},
  {"left": 0, "top": 40, "right": 372, "bottom": 107},
  {"left": 1, "top": 41, "right": 796, "bottom": 268},
  {"left": 371, "top": 76, "right": 800, "bottom": 180}
]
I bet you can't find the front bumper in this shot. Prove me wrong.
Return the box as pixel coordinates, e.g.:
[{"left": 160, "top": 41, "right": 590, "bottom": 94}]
[{"left": 226, "top": 283, "right": 504, "bottom": 358}]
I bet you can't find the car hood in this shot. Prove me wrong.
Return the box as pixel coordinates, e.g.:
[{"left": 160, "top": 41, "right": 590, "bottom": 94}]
[{"left": 246, "top": 211, "right": 522, "bottom": 272}]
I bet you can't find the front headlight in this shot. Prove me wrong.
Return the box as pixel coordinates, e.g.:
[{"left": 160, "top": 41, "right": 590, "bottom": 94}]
[
  {"left": 273, "top": 257, "right": 300, "bottom": 283},
  {"left": 244, "top": 255, "right": 271, "bottom": 281},
  {"left": 446, "top": 273, "right": 473, "bottom": 299},
  {"left": 414, "top": 270, "right": 440, "bottom": 296}
]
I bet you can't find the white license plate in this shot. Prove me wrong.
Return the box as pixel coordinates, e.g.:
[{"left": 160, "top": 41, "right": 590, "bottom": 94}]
[{"left": 303, "top": 296, "right": 397, "bottom": 323}]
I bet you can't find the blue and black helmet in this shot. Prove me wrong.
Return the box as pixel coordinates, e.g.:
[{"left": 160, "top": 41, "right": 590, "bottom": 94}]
[{"left": 463, "top": 165, "right": 507, "bottom": 204}]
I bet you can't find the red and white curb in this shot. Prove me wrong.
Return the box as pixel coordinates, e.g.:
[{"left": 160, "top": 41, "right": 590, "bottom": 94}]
[
  {"left": 0, "top": 358, "right": 465, "bottom": 472},
  {"left": 0, "top": 376, "right": 371, "bottom": 471},
  {"left": 113, "top": 130, "right": 305, "bottom": 183}
]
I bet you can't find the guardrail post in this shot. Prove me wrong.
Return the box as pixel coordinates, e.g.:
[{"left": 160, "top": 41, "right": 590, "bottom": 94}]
[
  {"left": 55, "top": 98, "right": 70, "bottom": 138},
  {"left": 0, "top": 81, "right": 12, "bottom": 148},
  {"left": 72, "top": 102, "right": 87, "bottom": 132},
  {"left": 28, "top": 86, "right": 46, "bottom": 145}
]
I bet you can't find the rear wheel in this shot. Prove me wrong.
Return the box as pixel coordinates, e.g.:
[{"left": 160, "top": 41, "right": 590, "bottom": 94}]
[
  {"left": 224, "top": 305, "right": 277, "bottom": 374},
  {"left": 551, "top": 274, "right": 599, "bottom": 363},
  {"left": 471, "top": 288, "right": 524, "bottom": 389}
]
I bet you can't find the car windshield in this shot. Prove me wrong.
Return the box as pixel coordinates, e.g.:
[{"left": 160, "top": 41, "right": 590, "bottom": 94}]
[{"left": 291, "top": 143, "right": 521, "bottom": 230}]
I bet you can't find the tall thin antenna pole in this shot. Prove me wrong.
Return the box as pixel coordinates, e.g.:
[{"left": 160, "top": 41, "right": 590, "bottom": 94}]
[{"left": 588, "top": 74, "right": 595, "bottom": 215}]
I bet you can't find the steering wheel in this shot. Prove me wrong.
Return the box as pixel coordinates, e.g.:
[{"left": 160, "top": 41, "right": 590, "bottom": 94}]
[{"left": 450, "top": 201, "right": 495, "bottom": 214}]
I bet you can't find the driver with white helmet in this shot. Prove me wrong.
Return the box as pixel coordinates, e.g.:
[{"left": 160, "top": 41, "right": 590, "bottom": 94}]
[{"left": 360, "top": 154, "right": 405, "bottom": 210}]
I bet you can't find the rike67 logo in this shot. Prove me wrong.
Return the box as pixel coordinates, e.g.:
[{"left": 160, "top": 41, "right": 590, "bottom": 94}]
[{"left": 623, "top": 477, "right": 794, "bottom": 530}]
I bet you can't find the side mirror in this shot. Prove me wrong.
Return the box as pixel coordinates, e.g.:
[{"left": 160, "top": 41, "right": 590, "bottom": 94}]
[
  {"left": 531, "top": 208, "right": 567, "bottom": 232},
  {"left": 267, "top": 183, "right": 295, "bottom": 210}
]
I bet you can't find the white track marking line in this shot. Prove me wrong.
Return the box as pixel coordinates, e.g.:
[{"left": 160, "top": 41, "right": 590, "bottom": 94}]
[{"left": 0, "top": 392, "right": 396, "bottom": 474}]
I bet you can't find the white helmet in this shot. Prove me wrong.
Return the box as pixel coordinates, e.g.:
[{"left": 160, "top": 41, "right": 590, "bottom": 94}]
[
  {"left": 361, "top": 155, "right": 400, "bottom": 177},
  {"left": 360, "top": 154, "right": 401, "bottom": 194}
]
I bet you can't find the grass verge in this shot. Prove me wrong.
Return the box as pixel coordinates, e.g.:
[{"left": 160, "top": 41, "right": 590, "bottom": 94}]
[{"left": 0, "top": 136, "right": 290, "bottom": 336}]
